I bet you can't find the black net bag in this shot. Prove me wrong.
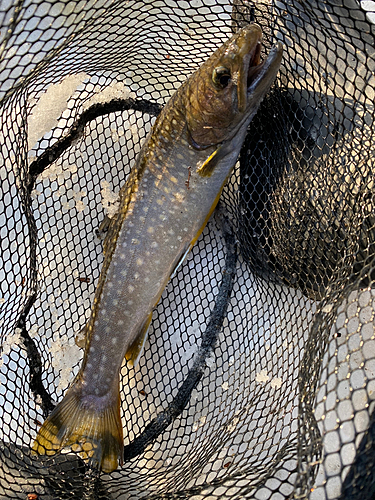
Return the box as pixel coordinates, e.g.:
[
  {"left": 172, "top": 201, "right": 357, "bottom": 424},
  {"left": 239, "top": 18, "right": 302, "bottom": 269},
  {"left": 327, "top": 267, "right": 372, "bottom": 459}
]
[{"left": 0, "top": 0, "right": 374, "bottom": 498}]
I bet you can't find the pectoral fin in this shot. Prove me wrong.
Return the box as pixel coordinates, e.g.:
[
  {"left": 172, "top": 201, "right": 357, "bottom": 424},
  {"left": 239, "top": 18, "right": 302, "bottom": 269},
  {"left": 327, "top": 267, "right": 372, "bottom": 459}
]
[
  {"left": 125, "top": 312, "right": 153, "bottom": 367},
  {"left": 197, "top": 146, "right": 223, "bottom": 177}
]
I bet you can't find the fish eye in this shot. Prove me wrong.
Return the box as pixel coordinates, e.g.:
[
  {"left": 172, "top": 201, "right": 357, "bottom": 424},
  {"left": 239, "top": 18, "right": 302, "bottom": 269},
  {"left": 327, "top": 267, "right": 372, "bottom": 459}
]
[{"left": 212, "top": 66, "right": 231, "bottom": 89}]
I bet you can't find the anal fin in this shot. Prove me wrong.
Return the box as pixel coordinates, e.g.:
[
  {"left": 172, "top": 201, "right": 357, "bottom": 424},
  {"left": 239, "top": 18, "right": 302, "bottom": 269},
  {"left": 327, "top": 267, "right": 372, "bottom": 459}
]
[{"left": 125, "top": 313, "right": 153, "bottom": 367}]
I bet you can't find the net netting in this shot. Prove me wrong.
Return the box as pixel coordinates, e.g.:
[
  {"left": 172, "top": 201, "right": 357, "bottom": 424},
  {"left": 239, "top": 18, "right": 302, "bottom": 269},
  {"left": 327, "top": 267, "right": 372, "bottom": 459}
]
[{"left": 1, "top": 0, "right": 374, "bottom": 498}]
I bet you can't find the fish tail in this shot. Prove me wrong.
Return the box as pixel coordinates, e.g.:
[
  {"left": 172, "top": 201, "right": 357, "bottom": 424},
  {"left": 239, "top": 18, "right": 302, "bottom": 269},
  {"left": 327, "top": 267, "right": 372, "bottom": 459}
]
[{"left": 32, "top": 378, "right": 123, "bottom": 473}]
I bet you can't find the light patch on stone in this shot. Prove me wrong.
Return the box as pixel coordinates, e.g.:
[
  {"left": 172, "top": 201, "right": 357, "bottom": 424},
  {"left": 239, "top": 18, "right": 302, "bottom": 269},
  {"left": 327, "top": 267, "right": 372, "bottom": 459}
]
[
  {"left": 28, "top": 73, "right": 89, "bottom": 150},
  {"left": 73, "top": 190, "right": 87, "bottom": 212},
  {"left": 101, "top": 180, "right": 120, "bottom": 219},
  {"left": 49, "top": 335, "right": 82, "bottom": 392},
  {"left": 270, "top": 377, "right": 282, "bottom": 389},
  {"left": 0, "top": 329, "right": 23, "bottom": 371},
  {"left": 83, "top": 81, "right": 135, "bottom": 110},
  {"left": 256, "top": 369, "right": 270, "bottom": 384},
  {"left": 193, "top": 415, "right": 206, "bottom": 432}
]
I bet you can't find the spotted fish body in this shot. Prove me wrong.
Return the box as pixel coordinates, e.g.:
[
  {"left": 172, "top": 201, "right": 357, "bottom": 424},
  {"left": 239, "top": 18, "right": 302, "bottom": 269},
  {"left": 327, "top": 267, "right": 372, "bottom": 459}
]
[{"left": 33, "top": 24, "right": 283, "bottom": 472}]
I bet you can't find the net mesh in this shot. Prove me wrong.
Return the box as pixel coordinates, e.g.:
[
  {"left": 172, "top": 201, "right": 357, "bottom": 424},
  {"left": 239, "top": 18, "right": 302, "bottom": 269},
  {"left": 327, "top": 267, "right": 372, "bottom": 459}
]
[{"left": 0, "top": 0, "right": 374, "bottom": 498}]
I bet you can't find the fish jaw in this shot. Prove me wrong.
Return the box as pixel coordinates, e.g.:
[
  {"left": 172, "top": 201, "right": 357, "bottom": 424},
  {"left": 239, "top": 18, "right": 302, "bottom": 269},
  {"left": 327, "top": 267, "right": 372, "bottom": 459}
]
[
  {"left": 185, "top": 24, "right": 283, "bottom": 149},
  {"left": 243, "top": 41, "right": 284, "bottom": 122}
]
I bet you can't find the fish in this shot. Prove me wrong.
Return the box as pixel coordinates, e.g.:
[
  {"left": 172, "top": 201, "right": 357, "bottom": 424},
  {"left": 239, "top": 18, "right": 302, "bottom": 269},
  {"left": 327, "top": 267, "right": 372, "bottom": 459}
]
[{"left": 32, "top": 24, "right": 283, "bottom": 472}]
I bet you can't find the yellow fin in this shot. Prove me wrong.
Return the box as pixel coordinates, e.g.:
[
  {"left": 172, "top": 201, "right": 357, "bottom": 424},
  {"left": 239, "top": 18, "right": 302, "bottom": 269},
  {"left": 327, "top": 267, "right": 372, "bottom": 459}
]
[
  {"left": 197, "top": 146, "right": 222, "bottom": 177},
  {"left": 32, "top": 378, "right": 123, "bottom": 473},
  {"left": 125, "top": 313, "right": 153, "bottom": 367}
]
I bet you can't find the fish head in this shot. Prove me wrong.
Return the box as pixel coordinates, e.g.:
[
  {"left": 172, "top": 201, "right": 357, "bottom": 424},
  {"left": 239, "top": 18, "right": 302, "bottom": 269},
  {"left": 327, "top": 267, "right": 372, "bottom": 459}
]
[{"left": 185, "top": 24, "right": 283, "bottom": 149}]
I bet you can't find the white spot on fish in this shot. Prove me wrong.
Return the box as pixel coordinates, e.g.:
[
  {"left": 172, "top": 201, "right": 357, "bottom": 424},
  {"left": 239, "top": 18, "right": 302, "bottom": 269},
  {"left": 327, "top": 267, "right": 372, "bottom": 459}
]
[
  {"left": 174, "top": 193, "right": 184, "bottom": 203},
  {"left": 134, "top": 272, "right": 140, "bottom": 279},
  {"left": 132, "top": 238, "right": 140, "bottom": 245},
  {"left": 105, "top": 327, "right": 111, "bottom": 334},
  {"left": 94, "top": 335, "right": 100, "bottom": 341},
  {"left": 144, "top": 277, "right": 150, "bottom": 283},
  {"left": 151, "top": 241, "right": 158, "bottom": 248},
  {"left": 136, "top": 258, "right": 144, "bottom": 266},
  {"left": 118, "top": 320, "right": 124, "bottom": 326},
  {"left": 120, "top": 253, "right": 126, "bottom": 260},
  {"left": 128, "top": 285, "right": 134, "bottom": 293},
  {"left": 147, "top": 226, "right": 155, "bottom": 234}
]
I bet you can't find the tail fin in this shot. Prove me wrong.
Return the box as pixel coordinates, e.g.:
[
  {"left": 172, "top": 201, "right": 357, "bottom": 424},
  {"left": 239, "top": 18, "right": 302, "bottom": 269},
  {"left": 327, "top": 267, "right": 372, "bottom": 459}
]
[{"left": 32, "top": 378, "right": 123, "bottom": 473}]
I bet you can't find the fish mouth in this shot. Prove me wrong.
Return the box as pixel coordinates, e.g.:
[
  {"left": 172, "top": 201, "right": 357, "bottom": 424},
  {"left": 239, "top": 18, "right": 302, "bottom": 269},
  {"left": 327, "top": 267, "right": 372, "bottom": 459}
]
[
  {"left": 245, "top": 41, "right": 283, "bottom": 105},
  {"left": 246, "top": 39, "right": 263, "bottom": 86},
  {"left": 237, "top": 25, "right": 283, "bottom": 113}
]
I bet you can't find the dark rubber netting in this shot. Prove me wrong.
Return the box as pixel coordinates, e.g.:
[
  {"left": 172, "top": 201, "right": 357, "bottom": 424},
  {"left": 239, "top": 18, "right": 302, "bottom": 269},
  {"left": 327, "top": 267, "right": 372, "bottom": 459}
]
[{"left": 0, "top": 0, "right": 374, "bottom": 498}]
